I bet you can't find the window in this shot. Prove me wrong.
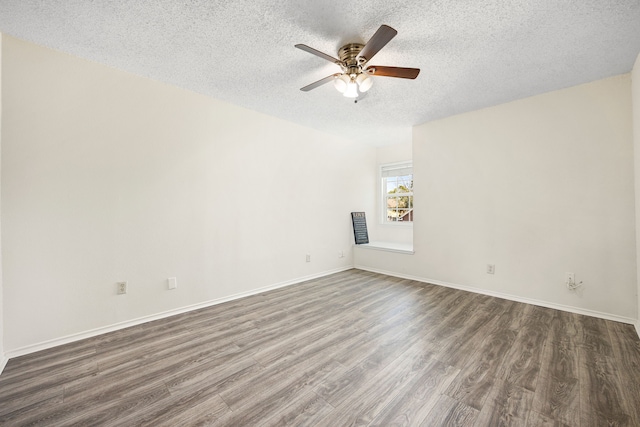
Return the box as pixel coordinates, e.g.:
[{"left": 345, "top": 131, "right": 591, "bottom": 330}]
[{"left": 381, "top": 162, "right": 413, "bottom": 223}]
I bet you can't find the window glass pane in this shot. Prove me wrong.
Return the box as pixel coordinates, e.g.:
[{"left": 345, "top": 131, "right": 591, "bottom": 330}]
[
  {"left": 402, "top": 196, "right": 410, "bottom": 208},
  {"left": 386, "top": 176, "right": 414, "bottom": 194},
  {"left": 396, "top": 209, "right": 412, "bottom": 221},
  {"left": 386, "top": 177, "right": 398, "bottom": 194},
  {"left": 397, "top": 175, "right": 413, "bottom": 192},
  {"left": 386, "top": 196, "right": 398, "bottom": 221}
]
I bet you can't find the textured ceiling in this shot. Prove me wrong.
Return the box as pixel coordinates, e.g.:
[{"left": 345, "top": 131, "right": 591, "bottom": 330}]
[{"left": 1, "top": 1, "right": 639, "bottom": 145}]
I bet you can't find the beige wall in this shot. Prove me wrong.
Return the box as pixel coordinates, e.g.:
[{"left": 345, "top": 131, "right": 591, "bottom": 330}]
[
  {"left": 357, "top": 75, "right": 637, "bottom": 321},
  {"left": 633, "top": 53, "right": 640, "bottom": 335},
  {"left": 0, "top": 32, "right": 4, "bottom": 369},
  {"left": 1, "top": 36, "right": 376, "bottom": 354}
]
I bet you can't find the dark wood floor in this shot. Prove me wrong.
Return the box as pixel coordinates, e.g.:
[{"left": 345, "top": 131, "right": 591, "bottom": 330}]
[{"left": 1, "top": 269, "right": 639, "bottom": 426}]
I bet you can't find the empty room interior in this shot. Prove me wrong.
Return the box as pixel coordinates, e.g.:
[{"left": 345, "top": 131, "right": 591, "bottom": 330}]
[{"left": 1, "top": 1, "right": 640, "bottom": 426}]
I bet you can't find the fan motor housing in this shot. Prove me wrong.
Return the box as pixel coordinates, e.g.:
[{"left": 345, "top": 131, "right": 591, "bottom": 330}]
[{"left": 338, "top": 43, "right": 365, "bottom": 68}]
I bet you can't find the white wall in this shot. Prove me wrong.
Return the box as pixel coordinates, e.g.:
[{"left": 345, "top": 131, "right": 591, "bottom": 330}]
[
  {"left": 1, "top": 36, "right": 376, "bottom": 353},
  {"left": 0, "top": 32, "right": 5, "bottom": 371},
  {"left": 357, "top": 75, "right": 637, "bottom": 322},
  {"left": 633, "top": 53, "right": 640, "bottom": 336}
]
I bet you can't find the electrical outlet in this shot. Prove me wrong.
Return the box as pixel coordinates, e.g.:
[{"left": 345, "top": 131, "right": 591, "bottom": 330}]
[
  {"left": 565, "top": 272, "right": 575, "bottom": 285},
  {"left": 565, "top": 272, "right": 583, "bottom": 290},
  {"left": 338, "top": 250, "right": 344, "bottom": 258},
  {"left": 168, "top": 277, "right": 177, "bottom": 290},
  {"left": 117, "top": 281, "right": 127, "bottom": 295},
  {"left": 306, "top": 254, "right": 311, "bottom": 262},
  {"left": 486, "top": 264, "right": 495, "bottom": 274}
]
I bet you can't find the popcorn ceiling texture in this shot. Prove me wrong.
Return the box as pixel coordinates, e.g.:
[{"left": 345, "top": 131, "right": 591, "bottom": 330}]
[{"left": 1, "top": 0, "right": 639, "bottom": 145}]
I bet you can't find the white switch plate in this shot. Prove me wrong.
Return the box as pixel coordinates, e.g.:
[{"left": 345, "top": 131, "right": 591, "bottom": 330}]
[
  {"left": 168, "top": 277, "right": 177, "bottom": 290},
  {"left": 306, "top": 254, "right": 311, "bottom": 263}
]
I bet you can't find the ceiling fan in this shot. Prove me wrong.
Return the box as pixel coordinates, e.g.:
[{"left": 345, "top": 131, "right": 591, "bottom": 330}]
[{"left": 295, "top": 25, "right": 420, "bottom": 98}]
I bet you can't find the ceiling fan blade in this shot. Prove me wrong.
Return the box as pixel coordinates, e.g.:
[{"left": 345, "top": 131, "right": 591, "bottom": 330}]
[
  {"left": 367, "top": 66, "right": 420, "bottom": 79},
  {"left": 300, "top": 74, "right": 340, "bottom": 91},
  {"left": 295, "top": 44, "right": 341, "bottom": 64},
  {"left": 356, "top": 25, "right": 398, "bottom": 63}
]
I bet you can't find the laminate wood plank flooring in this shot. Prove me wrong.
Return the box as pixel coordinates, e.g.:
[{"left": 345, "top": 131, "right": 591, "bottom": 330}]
[{"left": 1, "top": 269, "right": 639, "bottom": 426}]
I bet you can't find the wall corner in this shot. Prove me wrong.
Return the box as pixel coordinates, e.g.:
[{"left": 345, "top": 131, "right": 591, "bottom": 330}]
[
  {"left": 633, "top": 51, "right": 640, "bottom": 333},
  {"left": 0, "top": 31, "right": 5, "bottom": 374}
]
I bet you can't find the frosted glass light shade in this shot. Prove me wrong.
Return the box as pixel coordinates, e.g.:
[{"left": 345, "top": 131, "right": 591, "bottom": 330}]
[
  {"left": 333, "top": 75, "right": 350, "bottom": 93},
  {"left": 356, "top": 73, "right": 373, "bottom": 92},
  {"left": 343, "top": 81, "right": 358, "bottom": 98}
]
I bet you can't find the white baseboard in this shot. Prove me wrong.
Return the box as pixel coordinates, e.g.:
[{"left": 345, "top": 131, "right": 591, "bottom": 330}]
[
  {"left": 5, "top": 266, "right": 352, "bottom": 360},
  {"left": 354, "top": 265, "right": 637, "bottom": 326},
  {"left": 0, "top": 355, "right": 8, "bottom": 376},
  {"left": 6, "top": 265, "right": 637, "bottom": 361}
]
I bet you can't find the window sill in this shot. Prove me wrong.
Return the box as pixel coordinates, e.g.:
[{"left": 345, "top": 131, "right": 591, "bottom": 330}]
[
  {"left": 355, "top": 241, "right": 414, "bottom": 255},
  {"left": 380, "top": 222, "right": 413, "bottom": 228}
]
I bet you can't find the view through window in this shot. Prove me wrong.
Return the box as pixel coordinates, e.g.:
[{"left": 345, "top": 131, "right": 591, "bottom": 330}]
[{"left": 381, "top": 162, "right": 413, "bottom": 223}]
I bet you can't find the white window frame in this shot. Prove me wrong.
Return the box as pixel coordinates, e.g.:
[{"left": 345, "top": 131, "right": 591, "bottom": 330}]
[{"left": 380, "top": 161, "right": 413, "bottom": 226}]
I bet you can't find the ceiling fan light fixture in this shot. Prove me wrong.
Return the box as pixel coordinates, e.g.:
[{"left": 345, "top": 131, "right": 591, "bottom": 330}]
[
  {"left": 333, "top": 74, "right": 349, "bottom": 93},
  {"left": 343, "top": 79, "right": 359, "bottom": 98},
  {"left": 296, "top": 25, "right": 420, "bottom": 96},
  {"left": 356, "top": 73, "right": 373, "bottom": 92}
]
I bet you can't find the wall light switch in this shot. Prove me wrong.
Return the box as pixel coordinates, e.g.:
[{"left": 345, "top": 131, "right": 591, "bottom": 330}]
[{"left": 168, "top": 277, "right": 177, "bottom": 290}]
